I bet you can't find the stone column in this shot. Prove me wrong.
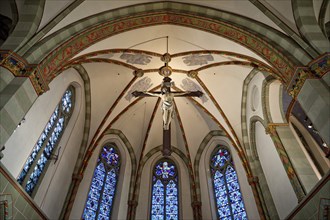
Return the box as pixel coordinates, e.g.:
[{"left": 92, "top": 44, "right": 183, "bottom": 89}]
[
  {"left": 0, "top": 51, "right": 47, "bottom": 148},
  {"left": 127, "top": 200, "right": 138, "bottom": 220},
  {"left": 266, "top": 124, "right": 306, "bottom": 201},
  {"left": 0, "top": 69, "right": 37, "bottom": 146},
  {"left": 288, "top": 53, "right": 329, "bottom": 147},
  {"left": 247, "top": 175, "right": 268, "bottom": 220},
  {"left": 191, "top": 200, "right": 202, "bottom": 220},
  {"left": 273, "top": 124, "right": 319, "bottom": 192}
]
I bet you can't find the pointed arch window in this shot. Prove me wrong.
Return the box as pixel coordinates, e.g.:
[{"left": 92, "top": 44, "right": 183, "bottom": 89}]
[
  {"left": 82, "top": 144, "right": 120, "bottom": 220},
  {"left": 17, "top": 86, "right": 75, "bottom": 196},
  {"left": 150, "top": 159, "right": 179, "bottom": 220},
  {"left": 210, "top": 146, "right": 248, "bottom": 220}
]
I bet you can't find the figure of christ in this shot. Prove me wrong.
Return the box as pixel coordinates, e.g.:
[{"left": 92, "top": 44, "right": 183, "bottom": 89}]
[{"left": 132, "top": 78, "right": 203, "bottom": 130}]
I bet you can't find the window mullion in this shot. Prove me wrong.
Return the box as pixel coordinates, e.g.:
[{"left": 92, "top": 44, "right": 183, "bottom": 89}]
[
  {"left": 223, "top": 164, "right": 234, "bottom": 220},
  {"left": 21, "top": 114, "right": 61, "bottom": 188},
  {"left": 95, "top": 161, "right": 108, "bottom": 218}
]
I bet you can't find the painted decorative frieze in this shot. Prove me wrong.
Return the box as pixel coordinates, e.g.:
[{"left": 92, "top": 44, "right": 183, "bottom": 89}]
[{"left": 0, "top": 51, "right": 48, "bottom": 95}]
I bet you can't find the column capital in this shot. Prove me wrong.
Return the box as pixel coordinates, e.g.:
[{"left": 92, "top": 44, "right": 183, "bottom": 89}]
[
  {"left": 287, "top": 52, "right": 329, "bottom": 98},
  {"left": 0, "top": 50, "right": 48, "bottom": 95},
  {"left": 266, "top": 123, "right": 288, "bottom": 134},
  {"left": 287, "top": 68, "right": 313, "bottom": 98}
]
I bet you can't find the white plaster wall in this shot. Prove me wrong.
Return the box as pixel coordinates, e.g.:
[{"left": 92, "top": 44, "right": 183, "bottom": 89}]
[
  {"left": 136, "top": 151, "right": 193, "bottom": 220},
  {"left": 3, "top": 68, "right": 82, "bottom": 177},
  {"left": 70, "top": 134, "right": 132, "bottom": 219},
  {"left": 2, "top": 68, "right": 85, "bottom": 218},
  {"left": 268, "top": 81, "right": 285, "bottom": 123},
  {"left": 255, "top": 122, "right": 298, "bottom": 219},
  {"left": 246, "top": 72, "right": 265, "bottom": 124},
  {"left": 198, "top": 136, "right": 259, "bottom": 220}
]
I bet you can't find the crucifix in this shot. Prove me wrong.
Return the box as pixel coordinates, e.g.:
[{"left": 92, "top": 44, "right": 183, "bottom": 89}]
[{"left": 132, "top": 76, "right": 203, "bottom": 156}]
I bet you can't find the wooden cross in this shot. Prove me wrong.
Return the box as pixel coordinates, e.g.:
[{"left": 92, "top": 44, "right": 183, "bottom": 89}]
[{"left": 132, "top": 77, "right": 203, "bottom": 156}]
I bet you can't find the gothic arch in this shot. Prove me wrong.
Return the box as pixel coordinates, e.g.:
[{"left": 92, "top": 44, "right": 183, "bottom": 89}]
[
  {"left": 69, "top": 131, "right": 135, "bottom": 219},
  {"left": 133, "top": 146, "right": 195, "bottom": 219},
  {"left": 240, "top": 70, "right": 279, "bottom": 219},
  {"left": 18, "top": 2, "right": 315, "bottom": 88},
  {"left": 195, "top": 131, "right": 260, "bottom": 220},
  {"left": 249, "top": 116, "right": 301, "bottom": 218},
  {"left": 292, "top": 0, "right": 329, "bottom": 54}
]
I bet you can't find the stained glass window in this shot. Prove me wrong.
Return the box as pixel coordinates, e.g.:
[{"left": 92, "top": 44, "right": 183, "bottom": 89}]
[
  {"left": 210, "top": 146, "right": 248, "bottom": 220},
  {"left": 82, "top": 144, "right": 120, "bottom": 220},
  {"left": 151, "top": 159, "right": 179, "bottom": 220},
  {"left": 17, "top": 86, "right": 75, "bottom": 196}
]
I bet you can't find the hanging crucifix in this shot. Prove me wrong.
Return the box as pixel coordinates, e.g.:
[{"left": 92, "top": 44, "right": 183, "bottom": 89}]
[{"left": 132, "top": 76, "right": 203, "bottom": 156}]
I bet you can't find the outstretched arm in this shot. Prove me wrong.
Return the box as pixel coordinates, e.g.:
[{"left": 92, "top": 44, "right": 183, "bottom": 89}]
[
  {"left": 172, "top": 91, "right": 203, "bottom": 97},
  {"left": 132, "top": 91, "right": 161, "bottom": 97}
]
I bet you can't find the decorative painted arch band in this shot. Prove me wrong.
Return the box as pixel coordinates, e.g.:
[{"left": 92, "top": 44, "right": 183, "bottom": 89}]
[{"left": 39, "top": 12, "right": 295, "bottom": 85}]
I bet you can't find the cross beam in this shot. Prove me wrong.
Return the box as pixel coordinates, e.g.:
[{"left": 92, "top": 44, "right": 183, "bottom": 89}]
[{"left": 132, "top": 77, "right": 203, "bottom": 156}]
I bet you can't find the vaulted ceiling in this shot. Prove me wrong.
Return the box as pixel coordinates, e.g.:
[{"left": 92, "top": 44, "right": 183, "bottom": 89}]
[{"left": 2, "top": 0, "right": 328, "bottom": 164}]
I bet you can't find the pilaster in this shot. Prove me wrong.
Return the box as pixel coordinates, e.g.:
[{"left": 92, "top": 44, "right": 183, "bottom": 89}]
[{"left": 266, "top": 123, "right": 306, "bottom": 201}]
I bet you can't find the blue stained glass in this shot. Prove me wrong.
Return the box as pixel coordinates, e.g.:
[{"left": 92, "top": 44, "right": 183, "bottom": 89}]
[
  {"left": 227, "top": 181, "right": 240, "bottom": 193},
  {"left": 211, "top": 148, "right": 230, "bottom": 167},
  {"left": 225, "top": 166, "right": 237, "bottom": 183},
  {"left": 17, "top": 107, "right": 60, "bottom": 184},
  {"left": 220, "top": 216, "right": 232, "bottom": 220},
  {"left": 101, "top": 147, "right": 119, "bottom": 166},
  {"left": 166, "top": 180, "right": 178, "bottom": 219},
  {"left": 83, "top": 209, "right": 96, "bottom": 220},
  {"left": 62, "top": 90, "right": 73, "bottom": 113},
  {"left": 214, "top": 171, "right": 225, "bottom": 186},
  {"left": 229, "top": 191, "right": 242, "bottom": 203},
  {"left": 216, "top": 195, "right": 229, "bottom": 207},
  {"left": 152, "top": 215, "right": 164, "bottom": 220},
  {"left": 211, "top": 146, "right": 248, "bottom": 220},
  {"left": 218, "top": 205, "right": 231, "bottom": 218},
  {"left": 231, "top": 201, "right": 245, "bottom": 214},
  {"left": 155, "top": 161, "right": 176, "bottom": 179},
  {"left": 151, "top": 161, "right": 178, "bottom": 220},
  {"left": 234, "top": 211, "right": 248, "bottom": 220},
  {"left": 215, "top": 184, "right": 227, "bottom": 198},
  {"left": 18, "top": 87, "right": 73, "bottom": 195},
  {"left": 83, "top": 146, "right": 120, "bottom": 220},
  {"left": 151, "top": 179, "right": 165, "bottom": 217},
  {"left": 98, "top": 202, "right": 111, "bottom": 218}
]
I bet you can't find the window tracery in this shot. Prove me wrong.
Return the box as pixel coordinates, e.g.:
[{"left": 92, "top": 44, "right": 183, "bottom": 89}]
[
  {"left": 151, "top": 159, "right": 179, "bottom": 220},
  {"left": 82, "top": 144, "right": 120, "bottom": 220},
  {"left": 210, "top": 146, "right": 247, "bottom": 220},
  {"left": 17, "top": 86, "right": 75, "bottom": 196}
]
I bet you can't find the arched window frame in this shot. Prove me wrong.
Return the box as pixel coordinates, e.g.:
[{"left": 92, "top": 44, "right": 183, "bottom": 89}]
[
  {"left": 210, "top": 145, "right": 248, "bottom": 220},
  {"left": 17, "top": 85, "right": 75, "bottom": 197},
  {"left": 150, "top": 158, "right": 179, "bottom": 220},
  {"left": 82, "top": 142, "right": 121, "bottom": 220}
]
